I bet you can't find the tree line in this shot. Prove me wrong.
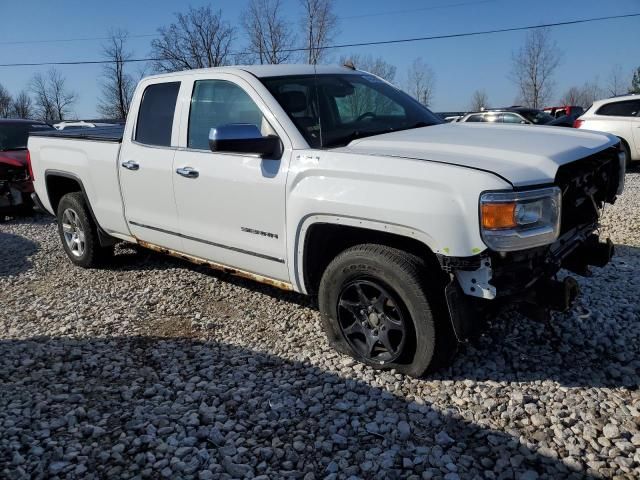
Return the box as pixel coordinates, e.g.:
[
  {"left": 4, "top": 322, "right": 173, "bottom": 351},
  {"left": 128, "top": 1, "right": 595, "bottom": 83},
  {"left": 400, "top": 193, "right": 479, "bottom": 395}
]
[{"left": 1, "top": 1, "right": 639, "bottom": 122}]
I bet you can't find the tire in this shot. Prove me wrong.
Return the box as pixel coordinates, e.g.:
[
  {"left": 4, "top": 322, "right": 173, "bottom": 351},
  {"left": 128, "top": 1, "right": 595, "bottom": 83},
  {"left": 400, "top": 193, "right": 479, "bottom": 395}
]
[
  {"left": 56, "top": 192, "right": 112, "bottom": 268},
  {"left": 318, "top": 244, "right": 456, "bottom": 377}
]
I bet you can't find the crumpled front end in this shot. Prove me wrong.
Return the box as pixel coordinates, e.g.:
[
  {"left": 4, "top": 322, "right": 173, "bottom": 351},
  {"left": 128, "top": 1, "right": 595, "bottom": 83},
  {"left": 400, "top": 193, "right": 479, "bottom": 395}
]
[{"left": 442, "top": 144, "right": 624, "bottom": 341}]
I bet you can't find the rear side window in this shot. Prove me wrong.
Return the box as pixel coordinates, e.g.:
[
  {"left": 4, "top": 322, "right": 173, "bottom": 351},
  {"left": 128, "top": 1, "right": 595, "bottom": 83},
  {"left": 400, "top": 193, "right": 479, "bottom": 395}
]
[
  {"left": 502, "top": 113, "right": 524, "bottom": 124},
  {"left": 596, "top": 100, "right": 640, "bottom": 117},
  {"left": 135, "top": 82, "right": 180, "bottom": 147}
]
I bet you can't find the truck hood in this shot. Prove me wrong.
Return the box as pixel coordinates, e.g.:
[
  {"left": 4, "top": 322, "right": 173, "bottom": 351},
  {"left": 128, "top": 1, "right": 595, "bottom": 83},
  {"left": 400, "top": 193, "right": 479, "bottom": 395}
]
[
  {"left": 344, "top": 123, "right": 618, "bottom": 187},
  {"left": 0, "top": 149, "right": 27, "bottom": 168}
]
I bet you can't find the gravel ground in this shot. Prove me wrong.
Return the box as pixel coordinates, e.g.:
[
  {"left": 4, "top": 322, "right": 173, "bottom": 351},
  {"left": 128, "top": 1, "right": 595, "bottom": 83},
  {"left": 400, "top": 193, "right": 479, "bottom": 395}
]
[{"left": 1, "top": 171, "right": 639, "bottom": 480}]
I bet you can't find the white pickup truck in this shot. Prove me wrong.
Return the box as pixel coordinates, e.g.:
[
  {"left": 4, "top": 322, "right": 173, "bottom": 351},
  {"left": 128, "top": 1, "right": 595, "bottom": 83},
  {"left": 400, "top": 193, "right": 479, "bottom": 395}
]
[{"left": 28, "top": 65, "right": 625, "bottom": 376}]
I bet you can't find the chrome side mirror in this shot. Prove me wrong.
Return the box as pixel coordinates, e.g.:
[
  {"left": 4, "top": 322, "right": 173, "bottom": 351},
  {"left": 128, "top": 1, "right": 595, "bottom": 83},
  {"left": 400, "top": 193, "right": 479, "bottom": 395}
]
[{"left": 208, "top": 124, "right": 281, "bottom": 158}]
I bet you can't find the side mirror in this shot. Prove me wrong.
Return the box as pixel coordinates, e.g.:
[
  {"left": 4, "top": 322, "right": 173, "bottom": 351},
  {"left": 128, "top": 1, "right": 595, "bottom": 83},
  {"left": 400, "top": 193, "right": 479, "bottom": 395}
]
[{"left": 208, "top": 124, "right": 281, "bottom": 158}]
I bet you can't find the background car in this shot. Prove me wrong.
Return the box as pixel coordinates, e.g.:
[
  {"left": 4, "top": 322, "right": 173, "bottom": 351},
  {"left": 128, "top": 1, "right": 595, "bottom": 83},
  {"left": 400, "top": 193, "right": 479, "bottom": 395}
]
[
  {"left": 543, "top": 105, "right": 585, "bottom": 119},
  {"left": 548, "top": 111, "right": 583, "bottom": 128},
  {"left": 574, "top": 94, "right": 640, "bottom": 167},
  {"left": 52, "top": 120, "right": 117, "bottom": 130},
  {"left": 0, "top": 119, "right": 55, "bottom": 214},
  {"left": 459, "top": 107, "right": 555, "bottom": 125},
  {"left": 436, "top": 111, "right": 466, "bottom": 123}
]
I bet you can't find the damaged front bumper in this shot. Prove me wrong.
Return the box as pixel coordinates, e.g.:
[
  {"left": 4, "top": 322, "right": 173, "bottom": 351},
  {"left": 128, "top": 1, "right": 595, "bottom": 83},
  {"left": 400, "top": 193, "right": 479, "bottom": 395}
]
[{"left": 441, "top": 224, "right": 614, "bottom": 342}]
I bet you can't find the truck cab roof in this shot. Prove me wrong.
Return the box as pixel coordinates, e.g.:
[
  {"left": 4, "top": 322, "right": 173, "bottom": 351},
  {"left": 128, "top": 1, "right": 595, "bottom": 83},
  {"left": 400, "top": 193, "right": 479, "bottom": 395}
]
[{"left": 145, "top": 64, "right": 361, "bottom": 81}]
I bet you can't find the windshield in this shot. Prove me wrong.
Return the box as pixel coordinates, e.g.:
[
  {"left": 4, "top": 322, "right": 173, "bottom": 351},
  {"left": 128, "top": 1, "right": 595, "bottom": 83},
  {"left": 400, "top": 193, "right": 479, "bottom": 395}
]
[
  {"left": 0, "top": 123, "right": 54, "bottom": 151},
  {"left": 519, "top": 110, "right": 555, "bottom": 125},
  {"left": 261, "top": 74, "right": 442, "bottom": 148}
]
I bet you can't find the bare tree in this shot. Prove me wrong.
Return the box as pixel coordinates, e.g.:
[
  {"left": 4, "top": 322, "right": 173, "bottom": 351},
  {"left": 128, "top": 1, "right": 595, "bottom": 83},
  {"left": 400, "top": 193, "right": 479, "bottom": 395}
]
[
  {"left": 151, "top": 6, "right": 235, "bottom": 72},
  {"left": 0, "top": 84, "right": 12, "bottom": 118},
  {"left": 511, "top": 28, "right": 561, "bottom": 108},
  {"left": 559, "top": 86, "right": 581, "bottom": 106},
  {"left": 339, "top": 54, "right": 396, "bottom": 82},
  {"left": 242, "top": 0, "right": 295, "bottom": 64},
  {"left": 406, "top": 58, "right": 436, "bottom": 106},
  {"left": 559, "top": 80, "right": 602, "bottom": 108},
  {"left": 299, "top": 0, "right": 338, "bottom": 64},
  {"left": 469, "top": 89, "right": 489, "bottom": 111},
  {"left": 606, "top": 65, "right": 627, "bottom": 97},
  {"left": 30, "top": 74, "right": 56, "bottom": 122},
  {"left": 12, "top": 91, "right": 33, "bottom": 119},
  {"left": 631, "top": 66, "right": 640, "bottom": 94},
  {"left": 98, "top": 30, "right": 135, "bottom": 119},
  {"left": 30, "top": 68, "right": 77, "bottom": 122}
]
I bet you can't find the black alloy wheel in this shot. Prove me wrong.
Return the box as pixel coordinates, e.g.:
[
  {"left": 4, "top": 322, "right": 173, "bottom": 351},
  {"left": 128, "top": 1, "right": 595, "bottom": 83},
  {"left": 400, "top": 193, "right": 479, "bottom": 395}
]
[{"left": 337, "top": 279, "right": 408, "bottom": 364}]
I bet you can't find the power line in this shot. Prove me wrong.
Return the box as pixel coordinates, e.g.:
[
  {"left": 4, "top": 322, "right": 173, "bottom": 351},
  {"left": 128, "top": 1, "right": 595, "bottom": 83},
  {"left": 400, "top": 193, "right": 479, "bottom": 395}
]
[
  {"left": 0, "top": 0, "right": 497, "bottom": 46},
  {"left": 0, "top": 12, "right": 638, "bottom": 68},
  {"left": 0, "top": 34, "right": 157, "bottom": 46}
]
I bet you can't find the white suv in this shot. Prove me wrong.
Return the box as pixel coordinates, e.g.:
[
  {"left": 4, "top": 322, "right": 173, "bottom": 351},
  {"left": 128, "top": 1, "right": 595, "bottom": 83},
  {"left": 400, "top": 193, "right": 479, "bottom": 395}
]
[{"left": 575, "top": 94, "right": 640, "bottom": 167}]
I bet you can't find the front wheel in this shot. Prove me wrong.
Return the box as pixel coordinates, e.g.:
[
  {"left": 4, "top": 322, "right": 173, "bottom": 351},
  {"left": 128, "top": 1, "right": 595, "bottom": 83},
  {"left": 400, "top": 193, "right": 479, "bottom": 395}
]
[
  {"left": 56, "top": 192, "right": 112, "bottom": 268},
  {"left": 318, "top": 244, "right": 455, "bottom": 377}
]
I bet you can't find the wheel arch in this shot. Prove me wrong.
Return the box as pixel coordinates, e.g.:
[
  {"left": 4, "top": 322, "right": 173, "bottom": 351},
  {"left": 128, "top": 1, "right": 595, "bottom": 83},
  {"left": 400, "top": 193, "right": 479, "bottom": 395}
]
[
  {"left": 295, "top": 215, "right": 442, "bottom": 295},
  {"left": 45, "top": 170, "right": 115, "bottom": 247}
]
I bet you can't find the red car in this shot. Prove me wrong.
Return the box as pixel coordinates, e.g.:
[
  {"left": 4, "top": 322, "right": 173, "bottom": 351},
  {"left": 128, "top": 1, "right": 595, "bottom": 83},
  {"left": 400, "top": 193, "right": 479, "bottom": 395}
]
[{"left": 0, "top": 119, "right": 55, "bottom": 214}]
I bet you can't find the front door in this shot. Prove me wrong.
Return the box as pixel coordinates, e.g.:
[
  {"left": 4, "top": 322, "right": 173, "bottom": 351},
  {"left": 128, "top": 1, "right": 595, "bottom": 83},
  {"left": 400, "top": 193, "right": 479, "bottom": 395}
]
[
  {"left": 119, "top": 81, "right": 183, "bottom": 251},
  {"left": 172, "top": 77, "right": 290, "bottom": 281}
]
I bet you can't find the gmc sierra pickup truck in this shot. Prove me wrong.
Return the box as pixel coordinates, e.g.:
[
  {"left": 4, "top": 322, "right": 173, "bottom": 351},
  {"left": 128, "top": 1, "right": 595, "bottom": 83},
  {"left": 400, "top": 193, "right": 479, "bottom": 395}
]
[{"left": 28, "top": 65, "right": 625, "bottom": 376}]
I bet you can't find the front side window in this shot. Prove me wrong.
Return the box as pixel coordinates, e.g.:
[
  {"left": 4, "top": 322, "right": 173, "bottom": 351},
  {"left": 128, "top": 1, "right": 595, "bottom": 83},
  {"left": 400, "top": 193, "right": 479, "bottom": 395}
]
[
  {"left": 596, "top": 100, "right": 640, "bottom": 117},
  {"left": 188, "top": 80, "right": 273, "bottom": 150},
  {"left": 135, "top": 82, "right": 180, "bottom": 147},
  {"left": 261, "top": 74, "right": 441, "bottom": 148}
]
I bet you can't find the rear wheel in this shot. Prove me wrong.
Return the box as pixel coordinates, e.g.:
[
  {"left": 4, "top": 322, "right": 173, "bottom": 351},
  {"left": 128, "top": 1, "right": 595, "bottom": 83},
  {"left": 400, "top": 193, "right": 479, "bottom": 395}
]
[
  {"left": 318, "top": 244, "right": 455, "bottom": 377},
  {"left": 56, "top": 192, "right": 112, "bottom": 268}
]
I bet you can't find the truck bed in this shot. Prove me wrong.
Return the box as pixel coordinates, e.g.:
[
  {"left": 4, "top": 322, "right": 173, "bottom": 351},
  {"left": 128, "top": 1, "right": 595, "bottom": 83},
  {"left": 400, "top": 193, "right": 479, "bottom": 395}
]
[{"left": 30, "top": 125, "right": 124, "bottom": 143}]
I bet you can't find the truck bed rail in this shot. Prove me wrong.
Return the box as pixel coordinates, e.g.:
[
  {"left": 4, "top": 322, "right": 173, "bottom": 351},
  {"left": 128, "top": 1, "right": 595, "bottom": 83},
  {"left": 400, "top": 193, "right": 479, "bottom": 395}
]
[{"left": 30, "top": 125, "right": 124, "bottom": 143}]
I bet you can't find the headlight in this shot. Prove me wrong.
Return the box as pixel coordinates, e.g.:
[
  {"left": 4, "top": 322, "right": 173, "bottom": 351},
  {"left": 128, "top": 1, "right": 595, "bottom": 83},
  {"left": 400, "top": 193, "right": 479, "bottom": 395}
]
[{"left": 480, "top": 187, "right": 561, "bottom": 251}]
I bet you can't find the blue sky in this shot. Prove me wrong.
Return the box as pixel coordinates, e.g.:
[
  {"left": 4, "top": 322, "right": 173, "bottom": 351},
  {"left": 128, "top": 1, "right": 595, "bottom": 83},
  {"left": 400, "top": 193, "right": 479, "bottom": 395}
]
[{"left": 0, "top": 0, "right": 638, "bottom": 118}]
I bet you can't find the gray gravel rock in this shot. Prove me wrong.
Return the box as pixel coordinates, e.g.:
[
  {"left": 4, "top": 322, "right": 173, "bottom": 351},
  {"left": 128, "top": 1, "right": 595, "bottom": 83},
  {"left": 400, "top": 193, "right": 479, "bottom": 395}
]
[{"left": 1, "top": 172, "right": 640, "bottom": 478}]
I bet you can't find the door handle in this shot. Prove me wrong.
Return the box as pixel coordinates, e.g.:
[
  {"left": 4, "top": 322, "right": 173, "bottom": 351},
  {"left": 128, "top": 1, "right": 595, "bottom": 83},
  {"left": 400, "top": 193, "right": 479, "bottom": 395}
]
[
  {"left": 176, "top": 167, "right": 199, "bottom": 179},
  {"left": 121, "top": 160, "right": 140, "bottom": 171}
]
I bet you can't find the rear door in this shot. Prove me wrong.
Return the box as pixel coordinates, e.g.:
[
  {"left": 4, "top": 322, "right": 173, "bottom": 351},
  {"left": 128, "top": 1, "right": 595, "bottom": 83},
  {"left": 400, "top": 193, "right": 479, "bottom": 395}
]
[
  {"left": 119, "top": 81, "right": 184, "bottom": 251},
  {"left": 592, "top": 100, "right": 638, "bottom": 157},
  {"left": 171, "top": 74, "right": 291, "bottom": 281}
]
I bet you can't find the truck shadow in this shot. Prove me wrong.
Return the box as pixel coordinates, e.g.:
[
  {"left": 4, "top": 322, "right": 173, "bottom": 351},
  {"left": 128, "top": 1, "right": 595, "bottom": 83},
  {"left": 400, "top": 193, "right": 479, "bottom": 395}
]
[
  {"left": 0, "top": 335, "right": 603, "bottom": 479},
  {"left": 111, "top": 242, "right": 640, "bottom": 390},
  {"left": 0, "top": 231, "right": 39, "bottom": 278}
]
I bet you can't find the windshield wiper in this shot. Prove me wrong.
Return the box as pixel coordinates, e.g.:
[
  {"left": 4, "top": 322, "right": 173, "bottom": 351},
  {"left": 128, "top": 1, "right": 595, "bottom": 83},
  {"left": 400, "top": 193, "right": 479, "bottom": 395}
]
[
  {"left": 324, "top": 128, "right": 397, "bottom": 148},
  {"left": 324, "top": 121, "right": 434, "bottom": 148}
]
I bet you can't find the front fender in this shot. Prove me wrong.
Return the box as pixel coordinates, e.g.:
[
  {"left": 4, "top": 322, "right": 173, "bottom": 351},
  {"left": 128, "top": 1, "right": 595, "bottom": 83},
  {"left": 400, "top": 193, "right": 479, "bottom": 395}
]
[{"left": 285, "top": 150, "right": 512, "bottom": 293}]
